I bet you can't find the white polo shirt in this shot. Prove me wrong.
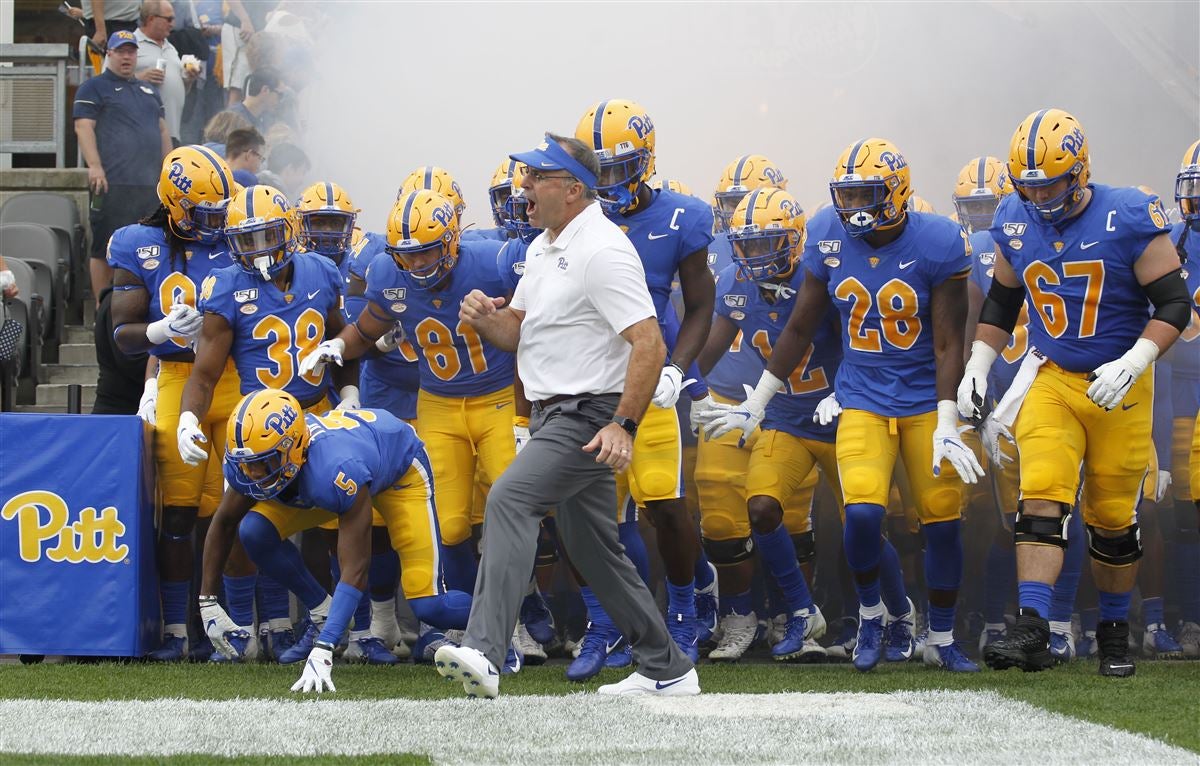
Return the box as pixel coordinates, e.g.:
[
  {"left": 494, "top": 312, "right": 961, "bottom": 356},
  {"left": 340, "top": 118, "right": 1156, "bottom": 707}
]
[
  {"left": 134, "top": 28, "right": 184, "bottom": 140},
  {"left": 511, "top": 202, "right": 656, "bottom": 402}
]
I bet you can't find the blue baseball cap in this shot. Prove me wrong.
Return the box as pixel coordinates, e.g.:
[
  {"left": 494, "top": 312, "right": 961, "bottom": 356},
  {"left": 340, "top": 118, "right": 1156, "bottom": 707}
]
[
  {"left": 510, "top": 134, "right": 597, "bottom": 190},
  {"left": 107, "top": 30, "right": 139, "bottom": 50}
]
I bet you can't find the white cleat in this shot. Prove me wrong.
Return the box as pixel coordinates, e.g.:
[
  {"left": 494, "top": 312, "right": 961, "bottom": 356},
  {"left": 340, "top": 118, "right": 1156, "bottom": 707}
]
[
  {"left": 708, "top": 612, "right": 758, "bottom": 662},
  {"left": 514, "top": 622, "right": 547, "bottom": 665},
  {"left": 1178, "top": 621, "right": 1200, "bottom": 658},
  {"left": 597, "top": 668, "right": 700, "bottom": 696},
  {"left": 434, "top": 645, "right": 500, "bottom": 699}
]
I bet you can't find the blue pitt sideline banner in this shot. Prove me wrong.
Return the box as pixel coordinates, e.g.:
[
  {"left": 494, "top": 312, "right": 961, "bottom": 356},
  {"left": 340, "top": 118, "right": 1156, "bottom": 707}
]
[{"left": 0, "top": 414, "right": 159, "bottom": 656}]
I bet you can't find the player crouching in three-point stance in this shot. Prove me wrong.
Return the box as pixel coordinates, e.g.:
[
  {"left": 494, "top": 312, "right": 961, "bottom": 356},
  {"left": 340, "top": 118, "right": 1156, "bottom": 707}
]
[
  {"left": 958, "top": 109, "right": 1190, "bottom": 677},
  {"left": 198, "top": 389, "right": 472, "bottom": 692}
]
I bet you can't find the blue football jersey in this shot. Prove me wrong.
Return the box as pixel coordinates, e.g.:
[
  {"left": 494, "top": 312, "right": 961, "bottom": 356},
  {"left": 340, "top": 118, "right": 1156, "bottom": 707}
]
[
  {"left": 967, "top": 229, "right": 1031, "bottom": 400},
  {"left": 200, "top": 252, "right": 343, "bottom": 400},
  {"left": 1174, "top": 222, "right": 1200, "bottom": 414},
  {"left": 364, "top": 239, "right": 514, "bottom": 397},
  {"left": 228, "top": 408, "right": 424, "bottom": 514},
  {"left": 347, "top": 231, "right": 420, "bottom": 411},
  {"left": 463, "top": 227, "right": 510, "bottom": 243},
  {"left": 715, "top": 263, "right": 840, "bottom": 441},
  {"left": 704, "top": 232, "right": 765, "bottom": 400},
  {"left": 496, "top": 237, "right": 530, "bottom": 295},
  {"left": 804, "top": 207, "right": 972, "bottom": 417},
  {"left": 107, "top": 224, "right": 234, "bottom": 358},
  {"left": 990, "top": 185, "right": 1171, "bottom": 373},
  {"left": 611, "top": 188, "right": 714, "bottom": 347}
]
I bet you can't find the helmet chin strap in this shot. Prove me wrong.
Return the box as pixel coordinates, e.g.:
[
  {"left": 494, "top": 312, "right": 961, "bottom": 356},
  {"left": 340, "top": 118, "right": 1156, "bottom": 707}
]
[
  {"left": 254, "top": 255, "right": 273, "bottom": 281},
  {"left": 756, "top": 280, "right": 795, "bottom": 301}
]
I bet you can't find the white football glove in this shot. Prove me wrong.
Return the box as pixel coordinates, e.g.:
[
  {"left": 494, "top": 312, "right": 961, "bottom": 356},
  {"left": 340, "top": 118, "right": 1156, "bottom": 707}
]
[
  {"left": 1154, "top": 469, "right": 1173, "bottom": 503},
  {"left": 812, "top": 391, "right": 842, "bottom": 426},
  {"left": 514, "top": 421, "right": 531, "bottom": 454},
  {"left": 652, "top": 364, "right": 685, "bottom": 409},
  {"left": 176, "top": 410, "right": 208, "bottom": 466},
  {"left": 298, "top": 338, "right": 346, "bottom": 378},
  {"left": 146, "top": 302, "right": 203, "bottom": 345},
  {"left": 932, "top": 400, "right": 985, "bottom": 484},
  {"left": 335, "top": 385, "right": 360, "bottom": 411},
  {"left": 688, "top": 394, "right": 714, "bottom": 436},
  {"left": 979, "top": 415, "right": 1016, "bottom": 471},
  {"left": 1086, "top": 338, "right": 1158, "bottom": 411},
  {"left": 199, "top": 596, "right": 250, "bottom": 660},
  {"left": 137, "top": 378, "right": 158, "bottom": 426},
  {"left": 957, "top": 340, "right": 998, "bottom": 422},
  {"left": 292, "top": 646, "right": 336, "bottom": 693},
  {"left": 700, "top": 373, "right": 784, "bottom": 445}
]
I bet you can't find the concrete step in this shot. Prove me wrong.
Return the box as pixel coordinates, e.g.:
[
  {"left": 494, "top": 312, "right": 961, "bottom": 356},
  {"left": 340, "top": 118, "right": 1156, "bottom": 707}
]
[
  {"left": 45, "top": 364, "right": 99, "bottom": 385},
  {"left": 58, "top": 343, "right": 97, "bottom": 364},
  {"left": 12, "top": 403, "right": 68, "bottom": 414},
  {"left": 63, "top": 324, "right": 93, "bottom": 344},
  {"left": 35, "top": 383, "right": 96, "bottom": 407}
]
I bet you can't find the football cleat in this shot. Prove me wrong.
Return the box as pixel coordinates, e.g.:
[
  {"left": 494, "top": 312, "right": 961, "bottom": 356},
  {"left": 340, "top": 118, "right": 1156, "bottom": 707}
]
[
  {"left": 344, "top": 636, "right": 400, "bottom": 665},
  {"left": 825, "top": 616, "right": 857, "bottom": 661},
  {"left": 924, "top": 642, "right": 980, "bottom": 672},
  {"left": 1049, "top": 623, "right": 1076, "bottom": 664},
  {"left": 695, "top": 563, "right": 719, "bottom": 645},
  {"left": 1177, "top": 621, "right": 1200, "bottom": 658},
  {"left": 566, "top": 621, "right": 623, "bottom": 682},
  {"left": 605, "top": 644, "right": 633, "bottom": 669},
  {"left": 852, "top": 616, "right": 884, "bottom": 672},
  {"left": 519, "top": 589, "right": 557, "bottom": 646},
  {"left": 767, "top": 613, "right": 788, "bottom": 647},
  {"left": 503, "top": 640, "right": 523, "bottom": 675},
  {"left": 370, "top": 613, "right": 404, "bottom": 655},
  {"left": 884, "top": 598, "right": 917, "bottom": 662},
  {"left": 667, "top": 611, "right": 700, "bottom": 663},
  {"left": 1097, "top": 620, "right": 1136, "bottom": 678},
  {"left": 772, "top": 607, "right": 827, "bottom": 662},
  {"left": 189, "top": 635, "right": 214, "bottom": 663},
  {"left": 435, "top": 644, "right": 500, "bottom": 699},
  {"left": 514, "top": 623, "right": 547, "bottom": 666},
  {"left": 597, "top": 668, "right": 700, "bottom": 697},
  {"left": 414, "top": 628, "right": 453, "bottom": 664},
  {"left": 709, "top": 612, "right": 759, "bottom": 662},
  {"left": 1142, "top": 623, "right": 1184, "bottom": 659},
  {"left": 266, "top": 627, "right": 296, "bottom": 662},
  {"left": 983, "top": 609, "right": 1054, "bottom": 672},
  {"left": 1077, "top": 629, "right": 1098, "bottom": 659},
  {"left": 147, "top": 633, "right": 189, "bottom": 662},
  {"left": 210, "top": 632, "right": 258, "bottom": 663},
  {"left": 978, "top": 623, "right": 1007, "bottom": 654},
  {"left": 278, "top": 618, "right": 320, "bottom": 665}
]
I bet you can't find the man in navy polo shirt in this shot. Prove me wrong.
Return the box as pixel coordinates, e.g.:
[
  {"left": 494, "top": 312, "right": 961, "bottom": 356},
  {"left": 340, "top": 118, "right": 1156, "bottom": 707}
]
[{"left": 73, "top": 29, "right": 172, "bottom": 304}]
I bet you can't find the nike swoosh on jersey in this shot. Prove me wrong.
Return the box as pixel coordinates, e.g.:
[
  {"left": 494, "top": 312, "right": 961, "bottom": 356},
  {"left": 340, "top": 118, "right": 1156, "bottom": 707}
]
[
  {"left": 655, "top": 678, "right": 685, "bottom": 690},
  {"left": 208, "top": 252, "right": 223, "bottom": 259},
  {"left": 114, "top": 87, "right": 123, "bottom": 91},
  {"left": 307, "top": 290, "right": 320, "bottom": 299},
  {"left": 899, "top": 260, "right": 916, "bottom": 269},
  {"left": 1080, "top": 241, "right": 1100, "bottom": 250},
  {"left": 648, "top": 232, "right": 670, "bottom": 240}
]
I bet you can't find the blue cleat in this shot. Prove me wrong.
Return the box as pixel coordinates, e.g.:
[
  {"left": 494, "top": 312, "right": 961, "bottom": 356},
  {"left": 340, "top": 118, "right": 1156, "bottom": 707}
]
[
  {"left": 1049, "top": 629, "right": 1075, "bottom": 664},
  {"left": 1077, "top": 630, "right": 1097, "bottom": 659},
  {"left": 520, "top": 589, "right": 557, "bottom": 646},
  {"left": 414, "top": 628, "right": 454, "bottom": 664},
  {"left": 978, "top": 624, "right": 1007, "bottom": 655},
  {"left": 605, "top": 643, "right": 632, "bottom": 668},
  {"left": 667, "top": 612, "right": 700, "bottom": 663},
  {"left": 344, "top": 635, "right": 399, "bottom": 665},
  {"left": 502, "top": 641, "right": 523, "bottom": 675},
  {"left": 189, "top": 635, "right": 214, "bottom": 663},
  {"left": 772, "top": 609, "right": 827, "bottom": 663},
  {"left": 825, "top": 616, "right": 857, "bottom": 661},
  {"left": 852, "top": 616, "right": 884, "bottom": 672},
  {"left": 1142, "top": 623, "right": 1184, "bottom": 659},
  {"left": 566, "top": 621, "right": 622, "bottom": 682},
  {"left": 884, "top": 599, "right": 916, "bottom": 662},
  {"left": 924, "top": 641, "right": 980, "bottom": 672},
  {"left": 210, "top": 632, "right": 257, "bottom": 663},
  {"left": 147, "top": 634, "right": 188, "bottom": 662},
  {"left": 695, "top": 563, "right": 719, "bottom": 645},
  {"left": 278, "top": 618, "right": 319, "bottom": 665},
  {"left": 267, "top": 628, "right": 296, "bottom": 662}
]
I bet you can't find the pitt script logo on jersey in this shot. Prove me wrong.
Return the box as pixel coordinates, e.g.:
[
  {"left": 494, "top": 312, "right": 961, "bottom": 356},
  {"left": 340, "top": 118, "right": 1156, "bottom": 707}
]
[{"left": 1, "top": 491, "right": 129, "bottom": 564}]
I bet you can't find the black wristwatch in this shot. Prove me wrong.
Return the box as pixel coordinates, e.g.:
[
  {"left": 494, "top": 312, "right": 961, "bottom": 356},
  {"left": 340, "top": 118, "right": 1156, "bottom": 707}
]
[{"left": 612, "top": 416, "right": 638, "bottom": 436}]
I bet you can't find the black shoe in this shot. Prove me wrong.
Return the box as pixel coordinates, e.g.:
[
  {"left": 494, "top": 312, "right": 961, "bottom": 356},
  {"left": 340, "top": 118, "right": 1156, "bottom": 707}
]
[
  {"left": 983, "top": 608, "right": 1054, "bottom": 672},
  {"left": 1097, "top": 620, "right": 1136, "bottom": 678}
]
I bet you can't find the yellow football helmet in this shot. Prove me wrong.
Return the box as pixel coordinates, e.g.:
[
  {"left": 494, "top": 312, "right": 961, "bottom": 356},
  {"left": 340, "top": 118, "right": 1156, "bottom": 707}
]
[
  {"left": 830, "top": 138, "right": 911, "bottom": 237},
  {"left": 224, "top": 184, "right": 299, "bottom": 280},
  {"left": 908, "top": 194, "right": 936, "bottom": 214},
  {"left": 1007, "top": 108, "right": 1089, "bottom": 225},
  {"left": 650, "top": 179, "right": 693, "bottom": 196},
  {"left": 385, "top": 189, "right": 460, "bottom": 290},
  {"left": 575, "top": 99, "right": 656, "bottom": 214},
  {"left": 713, "top": 155, "right": 788, "bottom": 232},
  {"left": 224, "top": 389, "right": 309, "bottom": 500},
  {"left": 297, "top": 181, "right": 359, "bottom": 259},
  {"left": 952, "top": 156, "right": 1012, "bottom": 233},
  {"left": 727, "top": 187, "right": 806, "bottom": 282},
  {"left": 157, "top": 145, "right": 236, "bottom": 243},
  {"left": 1176, "top": 139, "right": 1200, "bottom": 224},
  {"left": 399, "top": 166, "right": 466, "bottom": 220},
  {"left": 488, "top": 159, "right": 523, "bottom": 230}
]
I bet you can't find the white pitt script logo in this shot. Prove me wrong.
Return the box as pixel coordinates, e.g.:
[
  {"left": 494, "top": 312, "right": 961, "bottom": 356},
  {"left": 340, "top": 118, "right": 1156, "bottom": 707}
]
[{"left": 1, "top": 490, "right": 129, "bottom": 564}]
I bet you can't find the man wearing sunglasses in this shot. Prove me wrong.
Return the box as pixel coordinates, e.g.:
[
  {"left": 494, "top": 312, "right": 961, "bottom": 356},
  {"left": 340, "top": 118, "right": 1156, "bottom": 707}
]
[{"left": 134, "top": 0, "right": 195, "bottom": 145}]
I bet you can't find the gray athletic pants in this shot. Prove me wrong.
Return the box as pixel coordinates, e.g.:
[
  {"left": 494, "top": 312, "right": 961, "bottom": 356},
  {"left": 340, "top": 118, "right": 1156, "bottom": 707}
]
[{"left": 462, "top": 393, "right": 694, "bottom": 680}]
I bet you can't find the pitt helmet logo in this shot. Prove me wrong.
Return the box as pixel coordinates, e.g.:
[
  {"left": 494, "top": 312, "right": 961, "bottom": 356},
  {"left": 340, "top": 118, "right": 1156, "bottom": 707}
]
[
  {"left": 431, "top": 203, "right": 455, "bottom": 228},
  {"left": 273, "top": 194, "right": 290, "bottom": 210},
  {"left": 1059, "top": 127, "right": 1085, "bottom": 157},
  {"left": 627, "top": 114, "right": 654, "bottom": 140},
  {"left": 763, "top": 167, "right": 786, "bottom": 186},
  {"left": 879, "top": 151, "right": 908, "bottom": 172},
  {"left": 263, "top": 403, "right": 299, "bottom": 436},
  {"left": 2, "top": 491, "right": 128, "bottom": 564},
  {"left": 779, "top": 198, "right": 804, "bottom": 217},
  {"left": 167, "top": 162, "right": 193, "bottom": 194}
]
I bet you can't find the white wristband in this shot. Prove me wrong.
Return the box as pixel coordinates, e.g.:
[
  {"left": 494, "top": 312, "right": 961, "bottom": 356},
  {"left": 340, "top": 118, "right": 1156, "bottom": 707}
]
[
  {"left": 936, "top": 399, "right": 960, "bottom": 431},
  {"left": 746, "top": 370, "right": 785, "bottom": 411},
  {"left": 965, "top": 339, "right": 999, "bottom": 376},
  {"left": 338, "top": 385, "right": 359, "bottom": 404},
  {"left": 1121, "top": 337, "right": 1160, "bottom": 376}
]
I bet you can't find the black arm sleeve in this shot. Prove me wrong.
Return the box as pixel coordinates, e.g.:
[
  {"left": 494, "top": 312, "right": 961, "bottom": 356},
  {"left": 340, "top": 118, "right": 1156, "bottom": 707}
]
[
  {"left": 977, "top": 279, "right": 1027, "bottom": 334},
  {"left": 1143, "top": 268, "right": 1192, "bottom": 332}
]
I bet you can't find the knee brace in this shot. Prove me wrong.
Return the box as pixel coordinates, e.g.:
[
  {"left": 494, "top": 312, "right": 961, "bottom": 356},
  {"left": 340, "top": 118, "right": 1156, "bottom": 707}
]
[
  {"left": 1087, "top": 523, "right": 1143, "bottom": 566},
  {"left": 1013, "top": 501, "right": 1071, "bottom": 549},
  {"left": 535, "top": 521, "right": 560, "bottom": 567},
  {"left": 160, "top": 505, "right": 198, "bottom": 542},
  {"left": 790, "top": 531, "right": 816, "bottom": 564},
  {"left": 702, "top": 535, "right": 755, "bottom": 566}
]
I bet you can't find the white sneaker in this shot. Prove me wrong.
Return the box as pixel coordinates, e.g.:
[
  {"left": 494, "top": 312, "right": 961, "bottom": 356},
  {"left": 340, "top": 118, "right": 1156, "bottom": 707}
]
[
  {"left": 597, "top": 668, "right": 700, "bottom": 696},
  {"left": 768, "top": 613, "right": 788, "bottom": 646},
  {"left": 708, "top": 612, "right": 757, "bottom": 662},
  {"left": 1178, "top": 621, "right": 1200, "bottom": 658},
  {"left": 434, "top": 644, "right": 500, "bottom": 699},
  {"left": 514, "top": 623, "right": 547, "bottom": 664}
]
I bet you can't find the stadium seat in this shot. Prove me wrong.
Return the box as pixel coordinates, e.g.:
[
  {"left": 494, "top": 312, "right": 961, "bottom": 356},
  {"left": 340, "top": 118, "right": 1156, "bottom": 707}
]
[
  {"left": 2, "top": 257, "right": 44, "bottom": 387},
  {"left": 0, "top": 223, "right": 67, "bottom": 343},
  {"left": 0, "top": 192, "right": 86, "bottom": 316}
]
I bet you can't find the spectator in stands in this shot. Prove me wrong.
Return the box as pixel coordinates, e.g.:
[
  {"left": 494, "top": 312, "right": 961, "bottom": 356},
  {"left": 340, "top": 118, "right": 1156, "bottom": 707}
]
[
  {"left": 73, "top": 30, "right": 171, "bottom": 305},
  {"left": 0, "top": 257, "right": 16, "bottom": 299},
  {"left": 223, "top": 67, "right": 284, "bottom": 134},
  {"left": 134, "top": 0, "right": 197, "bottom": 144},
  {"left": 71, "top": 1, "right": 141, "bottom": 53},
  {"left": 220, "top": 0, "right": 278, "bottom": 105},
  {"left": 223, "top": 127, "right": 266, "bottom": 187},
  {"left": 200, "top": 110, "right": 252, "bottom": 156},
  {"left": 265, "top": 142, "right": 310, "bottom": 200}
]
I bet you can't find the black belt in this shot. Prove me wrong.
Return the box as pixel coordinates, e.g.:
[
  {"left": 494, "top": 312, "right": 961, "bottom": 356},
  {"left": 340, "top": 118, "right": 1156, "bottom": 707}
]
[{"left": 531, "top": 393, "right": 582, "bottom": 411}]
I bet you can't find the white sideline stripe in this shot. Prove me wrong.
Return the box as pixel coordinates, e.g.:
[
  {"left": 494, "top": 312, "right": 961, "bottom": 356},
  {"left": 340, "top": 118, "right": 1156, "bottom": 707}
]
[{"left": 0, "top": 691, "right": 1193, "bottom": 764}]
